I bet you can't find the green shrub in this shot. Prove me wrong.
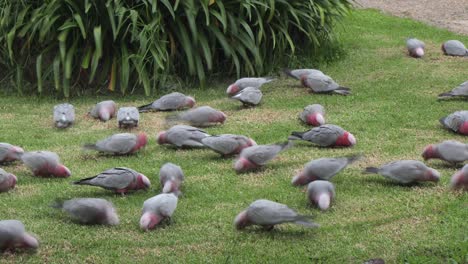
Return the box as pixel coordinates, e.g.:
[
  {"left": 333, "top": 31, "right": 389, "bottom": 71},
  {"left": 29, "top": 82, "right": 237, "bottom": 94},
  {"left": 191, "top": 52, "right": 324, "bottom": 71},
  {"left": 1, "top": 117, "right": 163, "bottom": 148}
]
[{"left": 0, "top": 0, "right": 353, "bottom": 97}]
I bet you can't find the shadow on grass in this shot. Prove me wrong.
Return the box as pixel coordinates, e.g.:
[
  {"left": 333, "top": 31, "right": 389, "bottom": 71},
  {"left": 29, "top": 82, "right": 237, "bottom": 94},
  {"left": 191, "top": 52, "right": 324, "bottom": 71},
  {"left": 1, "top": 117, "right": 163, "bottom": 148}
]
[{"left": 359, "top": 176, "right": 438, "bottom": 188}]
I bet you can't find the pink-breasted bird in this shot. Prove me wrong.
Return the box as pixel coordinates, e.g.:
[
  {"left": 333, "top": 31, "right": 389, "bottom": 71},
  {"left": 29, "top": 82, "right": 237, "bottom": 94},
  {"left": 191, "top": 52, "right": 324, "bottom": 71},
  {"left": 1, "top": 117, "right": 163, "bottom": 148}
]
[
  {"left": 439, "top": 111, "right": 468, "bottom": 135},
  {"left": 140, "top": 193, "right": 178, "bottom": 231},
  {"left": 307, "top": 180, "right": 336, "bottom": 211},
  {"left": 83, "top": 133, "right": 148, "bottom": 155},
  {"left": 166, "top": 106, "right": 226, "bottom": 127},
  {"left": 89, "top": 100, "right": 117, "bottom": 121},
  {"left": 0, "top": 143, "right": 24, "bottom": 164},
  {"left": 0, "top": 168, "right": 17, "bottom": 193},
  {"left": 202, "top": 134, "right": 256, "bottom": 157},
  {"left": 450, "top": 164, "right": 468, "bottom": 191},
  {"left": 299, "top": 104, "right": 326, "bottom": 126},
  {"left": 406, "top": 38, "right": 425, "bottom": 58},
  {"left": 289, "top": 124, "right": 356, "bottom": 147},
  {"left": 157, "top": 125, "right": 210, "bottom": 148},
  {"left": 138, "top": 92, "right": 195, "bottom": 112},
  {"left": 52, "top": 198, "right": 119, "bottom": 225},
  {"left": 364, "top": 160, "right": 440, "bottom": 184},
  {"left": 159, "top": 163, "right": 184, "bottom": 196},
  {"left": 422, "top": 140, "right": 468, "bottom": 164},
  {"left": 0, "top": 220, "right": 39, "bottom": 252},
  {"left": 21, "top": 151, "right": 71, "bottom": 178},
  {"left": 234, "top": 141, "right": 292, "bottom": 173},
  {"left": 226, "top": 77, "right": 275, "bottom": 96}
]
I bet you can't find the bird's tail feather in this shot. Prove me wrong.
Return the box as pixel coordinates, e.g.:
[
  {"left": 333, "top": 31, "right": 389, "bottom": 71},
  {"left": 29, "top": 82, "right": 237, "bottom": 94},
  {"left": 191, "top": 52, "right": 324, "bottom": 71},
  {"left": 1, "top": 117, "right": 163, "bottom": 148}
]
[
  {"left": 72, "top": 176, "right": 95, "bottom": 185},
  {"left": 363, "top": 167, "right": 379, "bottom": 174},
  {"left": 264, "top": 77, "right": 276, "bottom": 83},
  {"left": 293, "top": 215, "right": 320, "bottom": 228},
  {"left": 439, "top": 117, "right": 446, "bottom": 126},
  {"left": 333, "top": 87, "right": 351, "bottom": 96},
  {"left": 346, "top": 154, "right": 364, "bottom": 164},
  {"left": 282, "top": 68, "right": 298, "bottom": 79},
  {"left": 437, "top": 92, "right": 454, "bottom": 99},
  {"left": 137, "top": 103, "right": 153, "bottom": 112},
  {"left": 50, "top": 199, "right": 64, "bottom": 209},
  {"left": 277, "top": 140, "right": 294, "bottom": 151},
  {"left": 82, "top": 144, "right": 98, "bottom": 151},
  {"left": 290, "top": 131, "right": 305, "bottom": 140}
]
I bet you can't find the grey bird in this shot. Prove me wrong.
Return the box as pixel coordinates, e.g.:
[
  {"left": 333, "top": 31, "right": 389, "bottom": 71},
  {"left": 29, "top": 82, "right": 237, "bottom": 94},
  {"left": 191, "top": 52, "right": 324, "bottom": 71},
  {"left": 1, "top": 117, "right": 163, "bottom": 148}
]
[
  {"left": 226, "top": 77, "right": 275, "bottom": 96},
  {"left": 140, "top": 193, "right": 178, "bottom": 231},
  {"left": 406, "top": 38, "right": 425, "bottom": 58},
  {"left": 299, "top": 104, "right": 326, "bottom": 126},
  {"left": 0, "top": 220, "right": 39, "bottom": 251},
  {"left": 302, "top": 70, "right": 351, "bottom": 95},
  {"left": 438, "top": 81, "right": 468, "bottom": 99},
  {"left": 157, "top": 125, "right": 210, "bottom": 148},
  {"left": 442, "top": 40, "right": 468, "bottom": 57},
  {"left": 292, "top": 155, "right": 362, "bottom": 186},
  {"left": 73, "top": 167, "right": 151, "bottom": 194},
  {"left": 83, "top": 133, "right": 148, "bottom": 155},
  {"left": 364, "top": 160, "right": 440, "bottom": 184},
  {"left": 439, "top": 111, "right": 468, "bottom": 135},
  {"left": 202, "top": 134, "right": 257, "bottom": 156},
  {"left": 117, "top": 107, "right": 139, "bottom": 128},
  {"left": 283, "top": 68, "right": 323, "bottom": 82},
  {"left": 52, "top": 198, "right": 119, "bottom": 225},
  {"left": 307, "top": 180, "right": 336, "bottom": 211},
  {"left": 166, "top": 106, "right": 226, "bottom": 127},
  {"left": 0, "top": 168, "right": 17, "bottom": 193},
  {"left": 422, "top": 140, "right": 468, "bottom": 164},
  {"left": 89, "top": 100, "right": 117, "bottom": 121},
  {"left": 0, "top": 143, "right": 24, "bottom": 164},
  {"left": 234, "top": 199, "right": 319, "bottom": 230},
  {"left": 159, "top": 163, "right": 184, "bottom": 195},
  {"left": 234, "top": 141, "right": 292, "bottom": 172},
  {"left": 138, "top": 92, "right": 195, "bottom": 112},
  {"left": 53, "top": 103, "right": 75, "bottom": 128},
  {"left": 231, "top": 87, "right": 263, "bottom": 106},
  {"left": 450, "top": 164, "right": 468, "bottom": 190},
  {"left": 289, "top": 124, "right": 356, "bottom": 147},
  {"left": 21, "top": 151, "right": 71, "bottom": 178}
]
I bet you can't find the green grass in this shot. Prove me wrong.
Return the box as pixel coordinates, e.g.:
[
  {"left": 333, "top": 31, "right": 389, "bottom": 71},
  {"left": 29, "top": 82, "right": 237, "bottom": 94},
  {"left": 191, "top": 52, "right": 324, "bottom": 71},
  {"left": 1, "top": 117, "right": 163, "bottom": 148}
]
[{"left": 1, "top": 9, "right": 468, "bottom": 263}]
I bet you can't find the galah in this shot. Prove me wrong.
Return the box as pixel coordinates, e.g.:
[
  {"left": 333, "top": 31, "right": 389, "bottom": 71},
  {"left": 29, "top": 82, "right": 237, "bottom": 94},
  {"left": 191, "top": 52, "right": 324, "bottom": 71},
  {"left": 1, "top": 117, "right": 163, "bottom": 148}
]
[
  {"left": 439, "top": 111, "right": 468, "bottom": 135},
  {"left": 201, "top": 134, "right": 257, "bottom": 156},
  {"left": 289, "top": 124, "right": 356, "bottom": 147},
  {"left": 53, "top": 198, "right": 119, "bottom": 225},
  {"left": 140, "top": 193, "right": 178, "bottom": 231},
  {"left": 307, "top": 180, "right": 336, "bottom": 211},
  {"left": 299, "top": 104, "right": 326, "bottom": 126},
  {"left": 226, "top": 77, "right": 275, "bottom": 96},
  {"left": 302, "top": 71, "right": 351, "bottom": 95},
  {"left": 159, "top": 163, "right": 184, "bottom": 195},
  {"left": 231, "top": 87, "right": 263, "bottom": 106},
  {"left": 53, "top": 103, "right": 75, "bottom": 128},
  {"left": 138, "top": 92, "right": 195, "bottom": 112},
  {"left": 0, "top": 143, "right": 24, "bottom": 164},
  {"left": 157, "top": 125, "right": 210, "bottom": 148},
  {"left": 0, "top": 220, "right": 39, "bottom": 252},
  {"left": 21, "top": 151, "right": 71, "bottom": 178},
  {"left": 283, "top": 68, "right": 322, "bottom": 83},
  {"left": 406, "top": 38, "right": 425, "bottom": 58},
  {"left": 364, "top": 160, "right": 440, "bottom": 184},
  {"left": 73, "top": 167, "right": 150, "bottom": 194},
  {"left": 234, "top": 141, "right": 292, "bottom": 172},
  {"left": 450, "top": 164, "right": 468, "bottom": 190},
  {"left": 83, "top": 133, "right": 148, "bottom": 155},
  {"left": 117, "top": 107, "right": 139, "bottom": 128},
  {"left": 89, "top": 100, "right": 117, "bottom": 121},
  {"left": 442, "top": 40, "right": 468, "bottom": 57},
  {"left": 234, "top": 199, "right": 319, "bottom": 230},
  {"left": 166, "top": 106, "right": 226, "bottom": 127},
  {"left": 438, "top": 81, "right": 468, "bottom": 99},
  {"left": 292, "top": 154, "right": 361, "bottom": 186},
  {"left": 0, "top": 168, "right": 17, "bottom": 193},
  {"left": 422, "top": 140, "right": 468, "bottom": 164}
]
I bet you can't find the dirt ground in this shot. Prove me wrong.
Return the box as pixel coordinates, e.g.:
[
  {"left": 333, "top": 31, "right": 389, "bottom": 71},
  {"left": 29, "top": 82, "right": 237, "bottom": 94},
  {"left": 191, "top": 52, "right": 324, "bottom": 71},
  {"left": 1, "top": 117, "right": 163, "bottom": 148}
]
[{"left": 355, "top": 0, "right": 468, "bottom": 35}]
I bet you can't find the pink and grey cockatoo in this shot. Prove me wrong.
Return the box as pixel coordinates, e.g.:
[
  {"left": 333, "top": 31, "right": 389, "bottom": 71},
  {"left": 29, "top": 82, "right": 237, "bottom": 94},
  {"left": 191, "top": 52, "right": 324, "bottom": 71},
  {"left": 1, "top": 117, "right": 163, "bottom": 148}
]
[
  {"left": 307, "top": 180, "right": 336, "bottom": 211},
  {"left": 21, "top": 151, "right": 71, "bottom": 178},
  {"left": 302, "top": 70, "right": 351, "bottom": 95},
  {"left": 299, "top": 104, "right": 326, "bottom": 126},
  {"left": 159, "top": 163, "right": 184, "bottom": 195},
  {"left": 440, "top": 111, "right": 468, "bottom": 135},
  {"left": 166, "top": 106, "right": 226, "bottom": 127},
  {"left": 438, "top": 81, "right": 468, "bottom": 99},
  {"left": 73, "top": 167, "right": 150, "bottom": 194},
  {"left": 364, "top": 160, "right": 440, "bottom": 184},
  {"left": 157, "top": 125, "right": 210, "bottom": 148},
  {"left": 53, "top": 103, "right": 75, "bottom": 128},
  {"left": 289, "top": 124, "right": 356, "bottom": 147},
  {"left": 202, "top": 134, "right": 257, "bottom": 156},
  {"left": 53, "top": 198, "right": 119, "bottom": 225},
  {"left": 117, "top": 107, "right": 139, "bottom": 128},
  {"left": 140, "top": 193, "right": 178, "bottom": 231},
  {"left": 0, "top": 168, "right": 17, "bottom": 193},
  {"left": 0, "top": 220, "right": 39, "bottom": 252},
  {"left": 89, "top": 100, "right": 117, "bottom": 121},
  {"left": 422, "top": 140, "right": 468, "bottom": 164},
  {"left": 406, "top": 38, "right": 425, "bottom": 58},
  {"left": 442, "top": 40, "right": 468, "bottom": 57},
  {"left": 234, "top": 199, "right": 319, "bottom": 230},
  {"left": 292, "top": 154, "right": 361, "bottom": 186},
  {"left": 230, "top": 87, "right": 263, "bottom": 106},
  {"left": 450, "top": 164, "right": 468, "bottom": 190},
  {"left": 226, "top": 77, "right": 275, "bottom": 96},
  {"left": 0, "top": 143, "right": 24, "bottom": 164},
  {"left": 138, "top": 92, "right": 195, "bottom": 112},
  {"left": 234, "top": 141, "right": 292, "bottom": 172},
  {"left": 283, "top": 68, "right": 323, "bottom": 84},
  {"left": 83, "top": 133, "right": 148, "bottom": 155}
]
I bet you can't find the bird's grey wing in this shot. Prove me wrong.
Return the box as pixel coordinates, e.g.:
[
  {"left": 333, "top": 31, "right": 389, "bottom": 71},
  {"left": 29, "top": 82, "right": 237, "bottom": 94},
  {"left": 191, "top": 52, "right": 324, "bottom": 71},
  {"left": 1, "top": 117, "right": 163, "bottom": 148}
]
[
  {"left": 96, "top": 134, "right": 136, "bottom": 153},
  {"left": 246, "top": 145, "right": 282, "bottom": 165},
  {"left": 248, "top": 200, "right": 298, "bottom": 225},
  {"left": 202, "top": 136, "right": 239, "bottom": 155},
  {"left": 91, "top": 168, "right": 136, "bottom": 189}
]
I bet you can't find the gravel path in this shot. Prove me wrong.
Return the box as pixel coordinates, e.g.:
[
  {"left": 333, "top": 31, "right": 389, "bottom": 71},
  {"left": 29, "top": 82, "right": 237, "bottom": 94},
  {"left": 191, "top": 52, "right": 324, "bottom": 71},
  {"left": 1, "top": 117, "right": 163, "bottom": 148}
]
[{"left": 355, "top": 0, "right": 468, "bottom": 35}]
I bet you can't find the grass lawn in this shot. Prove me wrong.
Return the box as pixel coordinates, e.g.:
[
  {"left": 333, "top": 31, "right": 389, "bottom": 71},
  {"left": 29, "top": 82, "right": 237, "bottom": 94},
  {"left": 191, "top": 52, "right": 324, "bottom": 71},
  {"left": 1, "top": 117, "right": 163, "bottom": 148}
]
[{"left": 1, "top": 9, "right": 467, "bottom": 263}]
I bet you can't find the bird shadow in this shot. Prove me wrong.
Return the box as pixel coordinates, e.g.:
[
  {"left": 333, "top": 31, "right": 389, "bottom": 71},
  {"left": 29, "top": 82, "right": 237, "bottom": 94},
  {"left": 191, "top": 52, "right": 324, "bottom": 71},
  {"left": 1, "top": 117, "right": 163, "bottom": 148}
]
[
  {"left": 437, "top": 97, "right": 468, "bottom": 102},
  {"left": 239, "top": 227, "right": 316, "bottom": 239},
  {"left": 429, "top": 162, "right": 464, "bottom": 170},
  {"left": 359, "top": 177, "right": 435, "bottom": 188}
]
